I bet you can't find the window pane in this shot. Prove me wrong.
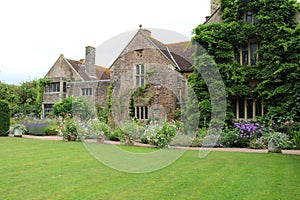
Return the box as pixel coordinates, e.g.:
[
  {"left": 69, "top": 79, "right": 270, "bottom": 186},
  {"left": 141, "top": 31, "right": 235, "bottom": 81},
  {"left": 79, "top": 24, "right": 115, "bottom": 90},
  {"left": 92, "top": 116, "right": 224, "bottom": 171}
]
[
  {"left": 63, "top": 82, "right": 66, "bottom": 92},
  {"left": 256, "top": 98, "right": 262, "bottom": 117},
  {"left": 136, "top": 107, "right": 140, "bottom": 119},
  {"left": 238, "top": 97, "right": 245, "bottom": 118},
  {"left": 242, "top": 44, "right": 248, "bottom": 65},
  {"left": 57, "top": 83, "right": 60, "bottom": 92},
  {"left": 145, "top": 107, "right": 148, "bottom": 119},
  {"left": 247, "top": 98, "right": 253, "bottom": 119},
  {"left": 136, "top": 76, "right": 140, "bottom": 86},
  {"left": 141, "top": 77, "right": 144, "bottom": 86},
  {"left": 141, "top": 65, "right": 145, "bottom": 75},
  {"left": 246, "top": 11, "right": 253, "bottom": 24},
  {"left": 136, "top": 65, "right": 140, "bottom": 75},
  {"left": 250, "top": 43, "right": 257, "bottom": 65},
  {"left": 141, "top": 107, "right": 144, "bottom": 119}
]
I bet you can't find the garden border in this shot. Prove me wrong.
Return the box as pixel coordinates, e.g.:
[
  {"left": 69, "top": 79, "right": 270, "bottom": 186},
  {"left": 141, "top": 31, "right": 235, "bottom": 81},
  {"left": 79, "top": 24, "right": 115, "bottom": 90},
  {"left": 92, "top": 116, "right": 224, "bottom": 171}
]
[{"left": 17, "top": 134, "right": 300, "bottom": 156}]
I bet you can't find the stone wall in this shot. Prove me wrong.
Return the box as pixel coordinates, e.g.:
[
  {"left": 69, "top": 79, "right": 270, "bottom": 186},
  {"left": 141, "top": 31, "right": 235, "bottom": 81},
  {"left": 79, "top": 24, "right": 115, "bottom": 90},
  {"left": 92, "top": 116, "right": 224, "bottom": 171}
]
[{"left": 110, "top": 30, "right": 188, "bottom": 123}]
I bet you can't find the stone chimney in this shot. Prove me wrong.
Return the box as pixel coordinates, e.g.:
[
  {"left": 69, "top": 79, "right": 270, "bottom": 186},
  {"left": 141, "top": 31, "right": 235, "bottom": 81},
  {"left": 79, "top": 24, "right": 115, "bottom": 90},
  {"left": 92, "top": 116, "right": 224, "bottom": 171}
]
[
  {"left": 211, "top": 0, "right": 220, "bottom": 15},
  {"left": 85, "top": 46, "right": 96, "bottom": 78}
]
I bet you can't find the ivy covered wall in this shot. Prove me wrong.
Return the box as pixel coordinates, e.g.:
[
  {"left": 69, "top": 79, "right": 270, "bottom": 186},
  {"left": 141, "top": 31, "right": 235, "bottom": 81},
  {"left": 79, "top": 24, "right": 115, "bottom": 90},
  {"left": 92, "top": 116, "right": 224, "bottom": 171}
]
[{"left": 190, "top": 0, "right": 300, "bottom": 126}]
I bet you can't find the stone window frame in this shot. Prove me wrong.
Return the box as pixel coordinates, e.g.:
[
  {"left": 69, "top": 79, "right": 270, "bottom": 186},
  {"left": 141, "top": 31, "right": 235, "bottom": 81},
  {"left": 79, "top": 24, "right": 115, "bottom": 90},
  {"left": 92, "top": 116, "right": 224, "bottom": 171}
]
[
  {"left": 233, "top": 96, "right": 264, "bottom": 120},
  {"left": 81, "top": 88, "right": 92, "bottom": 96},
  {"left": 45, "top": 82, "right": 60, "bottom": 93},
  {"left": 43, "top": 104, "right": 54, "bottom": 118},
  {"left": 135, "top": 64, "right": 145, "bottom": 86},
  {"left": 234, "top": 41, "right": 261, "bottom": 66},
  {"left": 135, "top": 106, "right": 149, "bottom": 120},
  {"left": 240, "top": 10, "right": 257, "bottom": 24}
]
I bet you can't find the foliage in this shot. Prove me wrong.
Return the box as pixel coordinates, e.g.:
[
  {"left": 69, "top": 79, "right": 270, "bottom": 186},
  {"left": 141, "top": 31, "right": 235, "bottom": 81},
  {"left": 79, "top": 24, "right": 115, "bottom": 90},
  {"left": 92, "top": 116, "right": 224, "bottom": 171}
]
[
  {"left": 108, "top": 128, "right": 123, "bottom": 141},
  {"left": 53, "top": 97, "right": 93, "bottom": 121},
  {"left": 290, "top": 130, "right": 300, "bottom": 149},
  {"left": 97, "top": 106, "right": 109, "bottom": 124},
  {"left": 191, "top": 0, "right": 300, "bottom": 126},
  {"left": 0, "top": 80, "right": 40, "bottom": 118},
  {"left": 10, "top": 124, "right": 28, "bottom": 134},
  {"left": 36, "top": 78, "right": 51, "bottom": 118},
  {"left": 60, "top": 117, "right": 85, "bottom": 141},
  {"left": 106, "top": 82, "right": 114, "bottom": 125},
  {"left": 87, "top": 119, "right": 111, "bottom": 139},
  {"left": 220, "top": 128, "right": 240, "bottom": 147},
  {"left": 143, "top": 120, "right": 177, "bottom": 148},
  {"left": 266, "top": 132, "right": 290, "bottom": 148},
  {"left": 249, "top": 138, "right": 266, "bottom": 149},
  {"left": 119, "top": 121, "right": 145, "bottom": 145},
  {"left": 44, "top": 126, "right": 59, "bottom": 136},
  {"left": 0, "top": 100, "right": 10, "bottom": 136},
  {"left": 21, "top": 122, "right": 50, "bottom": 136}
]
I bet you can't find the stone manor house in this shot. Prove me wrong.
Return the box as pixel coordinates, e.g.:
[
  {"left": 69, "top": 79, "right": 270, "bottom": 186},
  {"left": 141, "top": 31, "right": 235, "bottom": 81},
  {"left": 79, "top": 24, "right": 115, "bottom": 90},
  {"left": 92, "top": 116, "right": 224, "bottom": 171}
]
[
  {"left": 42, "top": 28, "right": 194, "bottom": 120},
  {"left": 42, "top": 0, "right": 300, "bottom": 121}
]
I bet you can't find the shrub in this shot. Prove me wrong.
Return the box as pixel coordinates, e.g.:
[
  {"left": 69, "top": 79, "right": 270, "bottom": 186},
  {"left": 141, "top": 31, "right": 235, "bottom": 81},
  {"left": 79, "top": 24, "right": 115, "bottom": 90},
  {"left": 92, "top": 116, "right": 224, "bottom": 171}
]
[
  {"left": 249, "top": 138, "right": 266, "bottom": 149},
  {"left": 221, "top": 120, "right": 269, "bottom": 148},
  {"left": 22, "top": 122, "right": 49, "bottom": 136},
  {"left": 291, "top": 131, "right": 300, "bottom": 149},
  {"left": 170, "top": 134, "right": 195, "bottom": 147},
  {"left": 45, "top": 125, "right": 59, "bottom": 136},
  {"left": 0, "top": 100, "right": 10, "bottom": 136},
  {"left": 108, "top": 128, "right": 122, "bottom": 141},
  {"left": 119, "top": 121, "right": 145, "bottom": 145},
  {"left": 144, "top": 121, "right": 177, "bottom": 148},
  {"left": 61, "top": 117, "right": 85, "bottom": 141},
  {"left": 266, "top": 132, "right": 290, "bottom": 149},
  {"left": 220, "top": 129, "right": 239, "bottom": 147}
]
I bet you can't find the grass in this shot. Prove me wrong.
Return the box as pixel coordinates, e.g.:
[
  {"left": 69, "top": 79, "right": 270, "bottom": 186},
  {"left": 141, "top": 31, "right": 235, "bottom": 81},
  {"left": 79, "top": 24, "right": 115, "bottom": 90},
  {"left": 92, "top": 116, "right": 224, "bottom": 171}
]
[{"left": 0, "top": 137, "right": 300, "bottom": 200}]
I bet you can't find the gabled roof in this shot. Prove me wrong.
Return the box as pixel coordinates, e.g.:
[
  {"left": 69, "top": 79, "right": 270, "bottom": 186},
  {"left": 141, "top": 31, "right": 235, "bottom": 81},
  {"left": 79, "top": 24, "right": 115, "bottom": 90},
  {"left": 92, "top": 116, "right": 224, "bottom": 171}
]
[
  {"left": 67, "top": 59, "right": 110, "bottom": 80},
  {"left": 66, "top": 59, "right": 91, "bottom": 81},
  {"left": 96, "top": 66, "right": 110, "bottom": 80},
  {"left": 110, "top": 28, "right": 194, "bottom": 73},
  {"left": 204, "top": 6, "right": 222, "bottom": 24},
  {"left": 166, "top": 42, "right": 195, "bottom": 72}
]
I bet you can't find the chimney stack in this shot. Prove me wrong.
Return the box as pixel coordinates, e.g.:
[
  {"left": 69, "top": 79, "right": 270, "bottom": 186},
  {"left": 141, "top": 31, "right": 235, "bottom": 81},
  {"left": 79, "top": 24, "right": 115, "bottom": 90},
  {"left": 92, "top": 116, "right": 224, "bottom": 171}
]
[
  {"left": 85, "top": 46, "right": 96, "bottom": 78},
  {"left": 211, "top": 0, "right": 220, "bottom": 15}
]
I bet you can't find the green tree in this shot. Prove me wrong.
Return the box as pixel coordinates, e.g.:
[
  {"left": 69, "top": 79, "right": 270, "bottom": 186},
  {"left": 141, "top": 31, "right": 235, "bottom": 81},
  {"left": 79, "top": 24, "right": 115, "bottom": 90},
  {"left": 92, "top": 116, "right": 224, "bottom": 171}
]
[
  {"left": 0, "top": 100, "right": 10, "bottom": 136},
  {"left": 53, "top": 96, "right": 94, "bottom": 121}
]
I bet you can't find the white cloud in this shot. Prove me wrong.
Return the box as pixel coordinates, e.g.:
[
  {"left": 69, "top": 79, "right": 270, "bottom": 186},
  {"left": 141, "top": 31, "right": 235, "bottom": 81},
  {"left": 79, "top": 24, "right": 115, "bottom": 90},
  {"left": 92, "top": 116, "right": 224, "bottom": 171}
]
[{"left": 0, "top": 0, "right": 210, "bottom": 84}]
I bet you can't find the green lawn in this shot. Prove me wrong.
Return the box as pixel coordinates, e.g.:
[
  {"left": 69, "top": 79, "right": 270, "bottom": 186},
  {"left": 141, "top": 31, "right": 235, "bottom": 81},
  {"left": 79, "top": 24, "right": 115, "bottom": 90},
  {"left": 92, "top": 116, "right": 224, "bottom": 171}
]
[{"left": 0, "top": 137, "right": 299, "bottom": 200}]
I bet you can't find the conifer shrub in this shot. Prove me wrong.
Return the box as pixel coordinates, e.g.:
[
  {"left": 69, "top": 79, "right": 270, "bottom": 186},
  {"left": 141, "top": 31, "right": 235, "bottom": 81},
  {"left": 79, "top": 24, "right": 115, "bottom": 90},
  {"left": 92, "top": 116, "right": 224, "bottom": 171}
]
[{"left": 0, "top": 100, "right": 10, "bottom": 136}]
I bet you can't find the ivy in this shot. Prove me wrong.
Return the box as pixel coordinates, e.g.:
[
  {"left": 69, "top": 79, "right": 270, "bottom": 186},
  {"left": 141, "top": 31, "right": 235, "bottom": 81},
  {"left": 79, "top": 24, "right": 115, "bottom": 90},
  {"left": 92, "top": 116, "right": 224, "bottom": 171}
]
[
  {"left": 190, "top": 0, "right": 300, "bottom": 126},
  {"left": 36, "top": 78, "right": 51, "bottom": 118}
]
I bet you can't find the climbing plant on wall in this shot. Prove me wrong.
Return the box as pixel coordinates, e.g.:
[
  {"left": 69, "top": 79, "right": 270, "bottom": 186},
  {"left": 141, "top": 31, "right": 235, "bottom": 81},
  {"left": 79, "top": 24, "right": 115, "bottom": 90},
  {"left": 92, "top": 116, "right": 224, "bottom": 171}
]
[{"left": 190, "top": 0, "right": 300, "bottom": 126}]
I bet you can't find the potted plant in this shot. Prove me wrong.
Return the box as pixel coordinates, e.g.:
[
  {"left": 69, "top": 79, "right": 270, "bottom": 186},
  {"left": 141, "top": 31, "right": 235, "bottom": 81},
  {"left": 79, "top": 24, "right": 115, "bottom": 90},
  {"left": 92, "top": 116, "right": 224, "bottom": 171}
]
[
  {"left": 87, "top": 119, "right": 106, "bottom": 143},
  {"left": 11, "top": 124, "right": 27, "bottom": 137},
  {"left": 266, "top": 132, "right": 289, "bottom": 153}
]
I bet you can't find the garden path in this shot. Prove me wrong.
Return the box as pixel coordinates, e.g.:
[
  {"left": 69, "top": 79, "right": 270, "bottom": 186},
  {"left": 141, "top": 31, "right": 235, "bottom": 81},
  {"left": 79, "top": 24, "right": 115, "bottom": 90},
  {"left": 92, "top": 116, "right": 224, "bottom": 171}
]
[{"left": 18, "top": 134, "right": 300, "bottom": 156}]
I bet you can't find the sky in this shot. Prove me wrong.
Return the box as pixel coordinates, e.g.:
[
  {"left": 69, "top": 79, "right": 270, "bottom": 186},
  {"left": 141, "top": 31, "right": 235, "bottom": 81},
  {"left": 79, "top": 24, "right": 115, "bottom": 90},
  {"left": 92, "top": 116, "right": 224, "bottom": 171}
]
[{"left": 0, "top": 0, "right": 211, "bottom": 84}]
